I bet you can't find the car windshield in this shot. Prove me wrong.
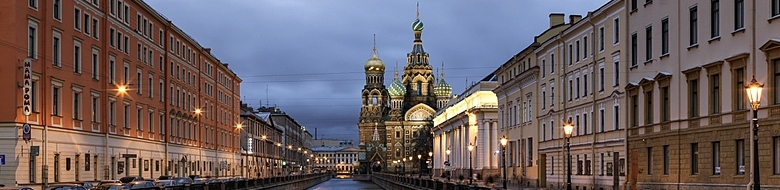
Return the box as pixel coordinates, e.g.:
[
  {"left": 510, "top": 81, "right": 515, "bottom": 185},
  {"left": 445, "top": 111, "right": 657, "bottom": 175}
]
[{"left": 119, "top": 177, "right": 137, "bottom": 183}]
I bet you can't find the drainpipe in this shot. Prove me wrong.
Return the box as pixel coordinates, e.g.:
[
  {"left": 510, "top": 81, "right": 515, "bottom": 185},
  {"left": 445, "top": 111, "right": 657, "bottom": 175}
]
[{"left": 586, "top": 11, "right": 598, "bottom": 189}]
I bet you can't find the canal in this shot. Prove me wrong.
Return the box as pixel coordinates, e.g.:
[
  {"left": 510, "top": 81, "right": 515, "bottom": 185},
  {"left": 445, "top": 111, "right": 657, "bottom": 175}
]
[{"left": 307, "top": 178, "right": 382, "bottom": 190}]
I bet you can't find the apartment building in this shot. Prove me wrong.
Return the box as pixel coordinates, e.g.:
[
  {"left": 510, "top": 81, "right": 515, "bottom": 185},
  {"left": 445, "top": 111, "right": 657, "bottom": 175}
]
[
  {"left": 239, "top": 103, "right": 284, "bottom": 178},
  {"left": 0, "top": 0, "right": 242, "bottom": 187},
  {"left": 536, "top": 1, "right": 628, "bottom": 190},
  {"left": 432, "top": 77, "right": 498, "bottom": 179},
  {"left": 490, "top": 1, "right": 628, "bottom": 189},
  {"left": 626, "top": 0, "right": 780, "bottom": 189}
]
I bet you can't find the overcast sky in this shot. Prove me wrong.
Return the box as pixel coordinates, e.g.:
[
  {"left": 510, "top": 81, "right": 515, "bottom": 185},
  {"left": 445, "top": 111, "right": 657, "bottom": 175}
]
[{"left": 144, "top": 0, "right": 610, "bottom": 143}]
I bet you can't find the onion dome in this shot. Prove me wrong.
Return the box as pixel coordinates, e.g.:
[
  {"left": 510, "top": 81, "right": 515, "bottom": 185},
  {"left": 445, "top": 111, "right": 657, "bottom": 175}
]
[
  {"left": 412, "top": 19, "right": 424, "bottom": 31},
  {"left": 364, "top": 53, "right": 385, "bottom": 72},
  {"left": 434, "top": 78, "right": 452, "bottom": 97},
  {"left": 388, "top": 79, "right": 406, "bottom": 96},
  {"left": 365, "top": 35, "right": 385, "bottom": 72}
]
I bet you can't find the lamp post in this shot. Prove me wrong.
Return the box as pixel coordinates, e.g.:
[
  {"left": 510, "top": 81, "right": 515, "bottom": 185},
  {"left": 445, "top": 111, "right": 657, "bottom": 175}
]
[
  {"left": 467, "top": 143, "right": 474, "bottom": 185},
  {"left": 746, "top": 76, "right": 763, "bottom": 190},
  {"left": 409, "top": 156, "right": 414, "bottom": 176},
  {"left": 446, "top": 148, "right": 451, "bottom": 180},
  {"left": 563, "top": 119, "right": 574, "bottom": 190},
  {"left": 428, "top": 151, "right": 433, "bottom": 179},
  {"left": 500, "top": 136, "right": 508, "bottom": 189},
  {"left": 261, "top": 135, "right": 267, "bottom": 178},
  {"left": 417, "top": 154, "right": 422, "bottom": 178},
  {"left": 402, "top": 157, "right": 407, "bottom": 175}
]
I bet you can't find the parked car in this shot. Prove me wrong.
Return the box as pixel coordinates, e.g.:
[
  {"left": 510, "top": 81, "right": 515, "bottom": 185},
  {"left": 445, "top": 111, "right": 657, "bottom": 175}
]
[
  {"left": 191, "top": 178, "right": 208, "bottom": 185},
  {"left": 94, "top": 183, "right": 129, "bottom": 190},
  {"left": 0, "top": 186, "right": 34, "bottom": 190},
  {"left": 118, "top": 176, "right": 145, "bottom": 184},
  {"left": 127, "top": 181, "right": 157, "bottom": 190},
  {"left": 171, "top": 177, "right": 192, "bottom": 186},
  {"left": 97, "top": 180, "right": 121, "bottom": 187},
  {"left": 46, "top": 184, "right": 88, "bottom": 190},
  {"left": 153, "top": 180, "right": 179, "bottom": 188},
  {"left": 187, "top": 175, "right": 200, "bottom": 180},
  {"left": 155, "top": 176, "right": 172, "bottom": 181}
]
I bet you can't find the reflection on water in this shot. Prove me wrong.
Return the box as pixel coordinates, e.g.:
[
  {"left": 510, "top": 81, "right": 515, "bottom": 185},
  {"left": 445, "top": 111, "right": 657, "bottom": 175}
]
[{"left": 307, "top": 178, "right": 382, "bottom": 190}]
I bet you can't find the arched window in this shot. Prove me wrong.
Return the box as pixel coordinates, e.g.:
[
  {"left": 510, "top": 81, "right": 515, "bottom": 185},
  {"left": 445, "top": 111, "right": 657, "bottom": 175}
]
[
  {"left": 417, "top": 81, "right": 422, "bottom": 95},
  {"left": 372, "top": 94, "right": 378, "bottom": 105}
]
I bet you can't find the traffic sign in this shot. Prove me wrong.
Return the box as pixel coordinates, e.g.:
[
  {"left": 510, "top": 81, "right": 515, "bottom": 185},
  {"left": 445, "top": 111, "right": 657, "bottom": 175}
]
[
  {"left": 0, "top": 154, "right": 5, "bottom": 166},
  {"left": 22, "top": 123, "right": 31, "bottom": 142}
]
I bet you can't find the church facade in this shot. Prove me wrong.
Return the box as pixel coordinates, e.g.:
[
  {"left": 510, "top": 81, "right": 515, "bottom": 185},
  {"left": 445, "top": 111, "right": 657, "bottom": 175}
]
[{"left": 357, "top": 10, "right": 451, "bottom": 171}]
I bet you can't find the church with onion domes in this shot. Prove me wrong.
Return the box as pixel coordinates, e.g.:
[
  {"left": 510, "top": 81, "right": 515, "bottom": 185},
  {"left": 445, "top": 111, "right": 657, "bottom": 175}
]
[{"left": 358, "top": 5, "right": 451, "bottom": 169}]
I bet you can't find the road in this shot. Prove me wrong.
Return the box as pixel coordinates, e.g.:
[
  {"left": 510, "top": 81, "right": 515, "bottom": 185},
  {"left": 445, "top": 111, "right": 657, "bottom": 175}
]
[{"left": 307, "top": 178, "right": 382, "bottom": 190}]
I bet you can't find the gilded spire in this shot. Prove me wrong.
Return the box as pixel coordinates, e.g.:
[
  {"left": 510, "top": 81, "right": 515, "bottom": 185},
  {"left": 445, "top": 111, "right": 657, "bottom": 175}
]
[
  {"left": 394, "top": 61, "right": 399, "bottom": 80},
  {"left": 416, "top": 2, "right": 419, "bottom": 19},
  {"left": 372, "top": 34, "right": 377, "bottom": 56},
  {"left": 441, "top": 61, "right": 445, "bottom": 79}
]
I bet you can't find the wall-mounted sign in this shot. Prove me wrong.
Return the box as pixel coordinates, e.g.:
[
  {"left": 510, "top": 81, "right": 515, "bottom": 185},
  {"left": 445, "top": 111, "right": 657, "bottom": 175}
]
[
  {"left": 22, "top": 123, "right": 31, "bottom": 142},
  {"left": 22, "top": 58, "right": 32, "bottom": 116}
]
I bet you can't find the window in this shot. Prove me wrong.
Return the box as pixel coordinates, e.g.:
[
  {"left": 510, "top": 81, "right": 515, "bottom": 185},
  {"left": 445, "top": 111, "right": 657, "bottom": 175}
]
[
  {"left": 576, "top": 77, "right": 580, "bottom": 98},
  {"left": 109, "top": 101, "right": 115, "bottom": 125},
  {"left": 137, "top": 108, "right": 142, "bottom": 130},
  {"left": 123, "top": 63, "right": 129, "bottom": 84},
  {"left": 526, "top": 138, "right": 533, "bottom": 166},
  {"left": 110, "top": 28, "right": 115, "bottom": 47},
  {"left": 52, "top": 86, "right": 60, "bottom": 116},
  {"left": 92, "top": 97, "right": 99, "bottom": 122},
  {"left": 690, "top": 79, "right": 699, "bottom": 117},
  {"left": 773, "top": 0, "right": 780, "bottom": 17},
  {"left": 28, "top": 22, "right": 37, "bottom": 59},
  {"left": 711, "top": 0, "right": 720, "bottom": 38},
  {"left": 599, "top": 67, "right": 605, "bottom": 91},
  {"left": 600, "top": 109, "right": 605, "bottom": 132},
  {"left": 631, "top": 0, "right": 637, "bottom": 10},
  {"left": 645, "top": 90, "right": 653, "bottom": 124},
  {"left": 599, "top": 27, "right": 605, "bottom": 51},
  {"left": 569, "top": 44, "right": 573, "bottom": 65},
  {"left": 124, "top": 36, "right": 129, "bottom": 54},
  {"left": 52, "top": 33, "right": 60, "bottom": 67},
  {"left": 29, "top": 0, "right": 37, "bottom": 9},
  {"left": 692, "top": 143, "right": 699, "bottom": 174},
  {"left": 92, "top": 50, "right": 98, "bottom": 79},
  {"left": 74, "top": 41, "right": 81, "bottom": 74},
  {"left": 631, "top": 33, "right": 637, "bottom": 66},
  {"left": 647, "top": 147, "right": 653, "bottom": 175},
  {"left": 646, "top": 26, "right": 652, "bottom": 61},
  {"left": 612, "top": 105, "right": 620, "bottom": 130},
  {"left": 736, "top": 139, "right": 745, "bottom": 175},
  {"left": 711, "top": 74, "right": 720, "bottom": 114},
  {"left": 613, "top": 18, "right": 620, "bottom": 44},
  {"left": 84, "top": 14, "right": 90, "bottom": 35},
  {"left": 712, "top": 141, "right": 720, "bottom": 175},
  {"left": 690, "top": 6, "right": 698, "bottom": 45},
  {"left": 31, "top": 81, "right": 38, "bottom": 112},
  {"left": 124, "top": 5, "right": 129, "bottom": 23},
  {"left": 663, "top": 145, "right": 669, "bottom": 175},
  {"left": 774, "top": 137, "right": 780, "bottom": 174},
  {"left": 542, "top": 90, "right": 546, "bottom": 109},
  {"left": 662, "top": 86, "right": 669, "bottom": 121},
  {"left": 614, "top": 61, "right": 620, "bottom": 86},
  {"left": 74, "top": 8, "right": 81, "bottom": 30},
  {"left": 550, "top": 53, "right": 555, "bottom": 74},
  {"left": 583, "top": 113, "right": 588, "bottom": 134},
  {"left": 73, "top": 92, "right": 80, "bottom": 120},
  {"left": 662, "top": 18, "right": 669, "bottom": 55},
  {"left": 569, "top": 79, "right": 573, "bottom": 101},
  {"left": 735, "top": 0, "right": 744, "bottom": 30},
  {"left": 53, "top": 0, "right": 61, "bottom": 20},
  {"left": 583, "top": 74, "right": 588, "bottom": 96},
  {"left": 109, "top": 56, "right": 115, "bottom": 84},
  {"left": 542, "top": 60, "right": 546, "bottom": 77},
  {"left": 123, "top": 104, "right": 129, "bottom": 128},
  {"left": 735, "top": 68, "right": 745, "bottom": 110},
  {"left": 775, "top": 60, "right": 780, "bottom": 104},
  {"left": 631, "top": 95, "right": 638, "bottom": 127},
  {"left": 92, "top": 18, "right": 98, "bottom": 39}
]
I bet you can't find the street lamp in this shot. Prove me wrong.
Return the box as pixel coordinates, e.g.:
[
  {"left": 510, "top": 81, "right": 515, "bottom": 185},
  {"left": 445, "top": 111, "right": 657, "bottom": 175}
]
[
  {"left": 445, "top": 148, "right": 451, "bottom": 180},
  {"left": 409, "top": 156, "right": 413, "bottom": 176},
  {"left": 428, "top": 151, "right": 433, "bottom": 179},
  {"left": 402, "top": 157, "right": 407, "bottom": 175},
  {"left": 746, "top": 76, "right": 763, "bottom": 190},
  {"left": 417, "top": 154, "right": 422, "bottom": 177},
  {"left": 467, "top": 143, "right": 474, "bottom": 185},
  {"left": 563, "top": 119, "right": 575, "bottom": 190},
  {"left": 500, "top": 136, "right": 508, "bottom": 189}
]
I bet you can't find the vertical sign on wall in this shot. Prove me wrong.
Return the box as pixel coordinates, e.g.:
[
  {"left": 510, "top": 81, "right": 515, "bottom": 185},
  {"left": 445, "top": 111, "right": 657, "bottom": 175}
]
[{"left": 22, "top": 58, "right": 32, "bottom": 116}]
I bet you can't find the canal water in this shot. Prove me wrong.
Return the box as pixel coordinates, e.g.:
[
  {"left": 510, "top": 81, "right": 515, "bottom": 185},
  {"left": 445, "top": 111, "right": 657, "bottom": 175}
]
[{"left": 307, "top": 178, "right": 382, "bottom": 190}]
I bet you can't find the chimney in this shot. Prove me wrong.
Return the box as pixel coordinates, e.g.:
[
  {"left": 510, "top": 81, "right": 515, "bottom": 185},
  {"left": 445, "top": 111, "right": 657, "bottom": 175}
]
[
  {"left": 222, "top": 62, "right": 229, "bottom": 67},
  {"left": 204, "top": 48, "right": 211, "bottom": 54},
  {"left": 569, "top": 15, "right": 582, "bottom": 24},
  {"left": 549, "top": 13, "right": 565, "bottom": 27}
]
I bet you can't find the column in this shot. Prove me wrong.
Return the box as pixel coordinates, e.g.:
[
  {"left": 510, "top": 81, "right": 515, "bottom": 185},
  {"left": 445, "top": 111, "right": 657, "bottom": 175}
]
[{"left": 492, "top": 122, "right": 499, "bottom": 169}]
